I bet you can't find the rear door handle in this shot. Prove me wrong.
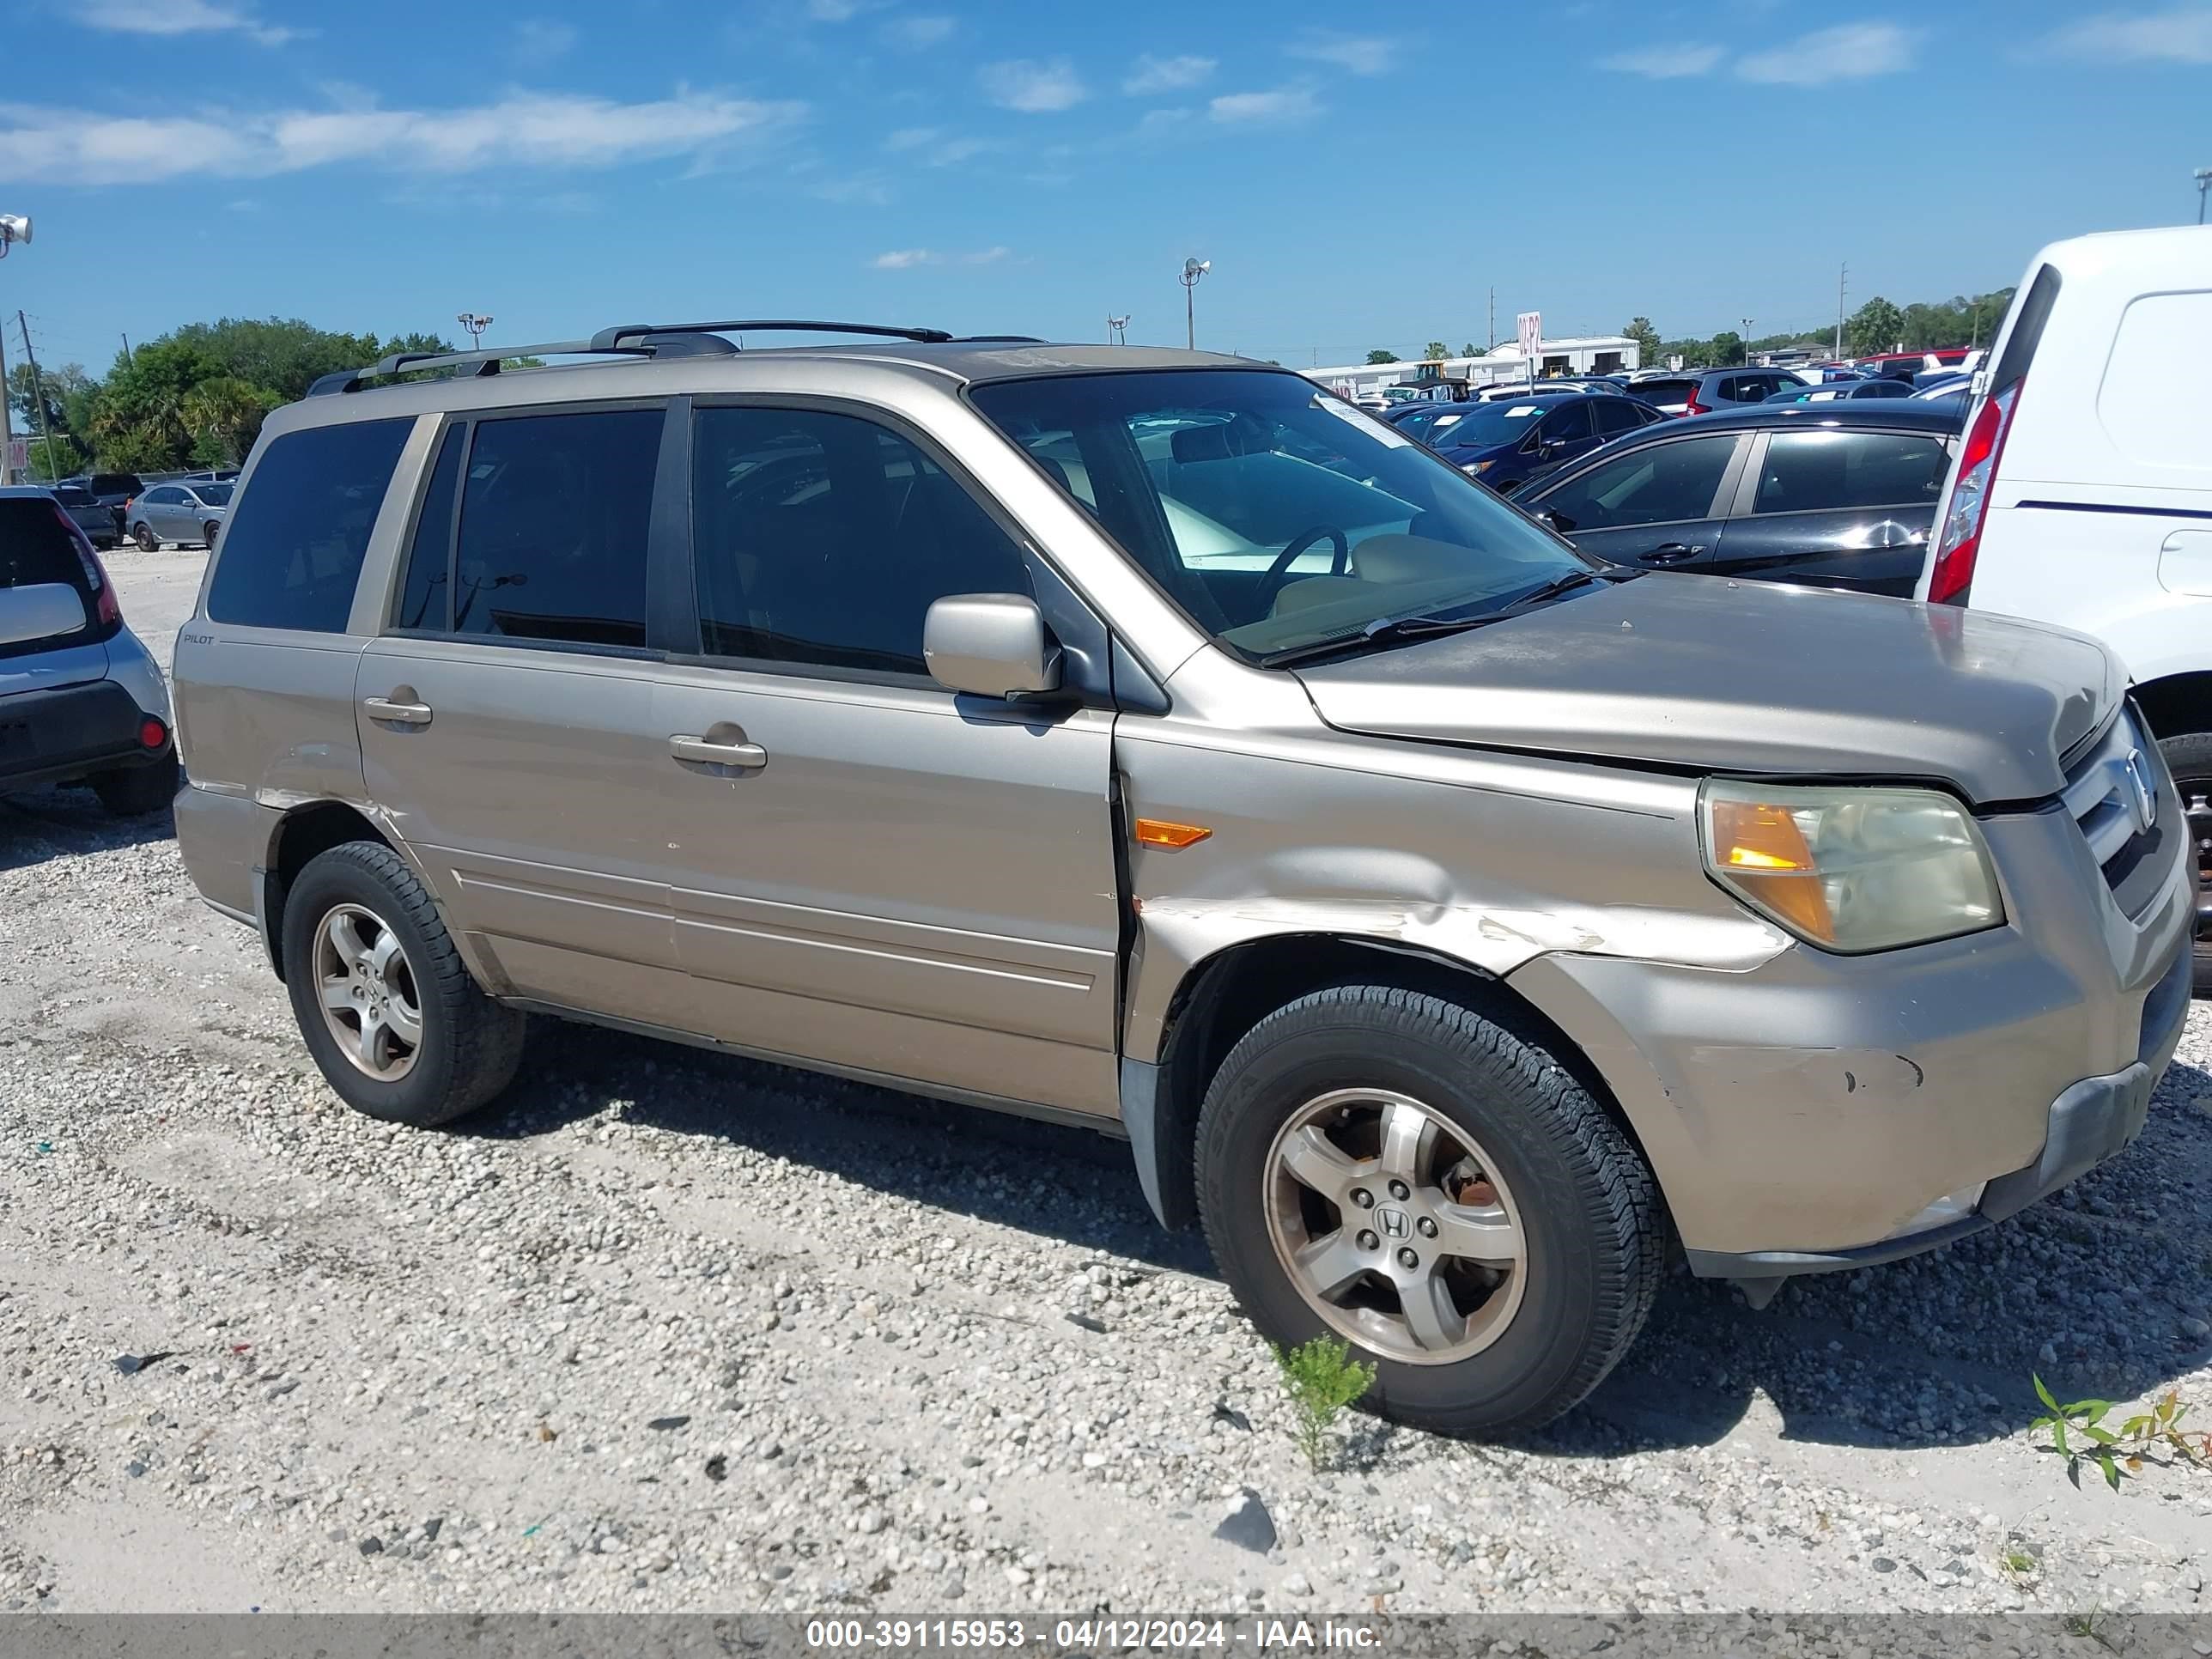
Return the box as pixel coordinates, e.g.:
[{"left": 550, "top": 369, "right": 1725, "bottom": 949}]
[
  {"left": 671, "top": 734, "right": 768, "bottom": 769},
  {"left": 362, "top": 696, "right": 433, "bottom": 726},
  {"left": 1642, "top": 543, "right": 1703, "bottom": 564}
]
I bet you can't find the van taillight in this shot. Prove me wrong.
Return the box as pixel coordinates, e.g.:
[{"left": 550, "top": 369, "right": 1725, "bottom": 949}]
[
  {"left": 54, "top": 504, "right": 123, "bottom": 627},
  {"left": 1927, "top": 378, "right": 2022, "bottom": 606},
  {"left": 1684, "top": 387, "right": 1709, "bottom": 416}
]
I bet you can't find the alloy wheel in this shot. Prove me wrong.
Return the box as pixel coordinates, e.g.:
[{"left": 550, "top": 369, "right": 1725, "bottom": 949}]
[
  {"left": 1262, "top": 1088, "right": 1528, "bottom": 1365},
  {"left": 312, "top": 903, "right": 422, "bottom": 1081}
]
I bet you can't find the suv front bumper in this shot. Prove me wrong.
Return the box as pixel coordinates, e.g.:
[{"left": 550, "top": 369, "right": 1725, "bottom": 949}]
[{"left": 1508, "top": 787, "right": 2196, "bottom": 1272}]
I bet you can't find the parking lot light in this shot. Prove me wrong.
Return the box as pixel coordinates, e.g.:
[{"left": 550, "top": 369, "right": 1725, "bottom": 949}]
[{"left": 1180, "top": 259, "right": 1209, "bottom": 350}]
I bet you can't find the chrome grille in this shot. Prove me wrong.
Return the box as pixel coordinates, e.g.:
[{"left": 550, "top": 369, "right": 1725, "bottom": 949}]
[{"left": 2059, "top": 708, "right": 2162, "bottom": 893}]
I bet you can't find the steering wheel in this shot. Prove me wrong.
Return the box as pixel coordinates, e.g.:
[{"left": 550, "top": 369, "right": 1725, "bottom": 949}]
[{"left": 1255, "top": 524, "right": 1351, "bottom": 613}]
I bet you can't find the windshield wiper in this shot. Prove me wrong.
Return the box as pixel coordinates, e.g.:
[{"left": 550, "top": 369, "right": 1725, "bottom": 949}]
[{"left": 1261, "top": 566, "right": 1630, "bottom": 668}]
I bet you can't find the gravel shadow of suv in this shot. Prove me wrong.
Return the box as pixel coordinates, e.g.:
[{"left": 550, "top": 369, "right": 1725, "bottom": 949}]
[{"left": 169, "top": 322, "right": 2196, "bottom": 1438}]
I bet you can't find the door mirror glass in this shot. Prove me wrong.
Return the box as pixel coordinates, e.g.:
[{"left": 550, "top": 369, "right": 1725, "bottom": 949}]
[{"left": 923, "top": 592, "right": 1061, "bottom": 699}]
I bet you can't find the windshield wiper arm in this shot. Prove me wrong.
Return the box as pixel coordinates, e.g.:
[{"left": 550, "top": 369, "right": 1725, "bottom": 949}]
[{"left": 1261, "top": 565, "right": 1633, "bottom": 668}]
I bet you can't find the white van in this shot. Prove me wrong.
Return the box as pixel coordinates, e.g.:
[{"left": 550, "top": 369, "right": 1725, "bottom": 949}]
[{"left": 1917, "top": 224, "right": 2211, "bottom": 992}]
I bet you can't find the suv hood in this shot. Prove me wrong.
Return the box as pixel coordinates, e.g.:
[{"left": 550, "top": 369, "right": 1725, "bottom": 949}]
[{"left": 1293, "top": 575, "right": 2121, "bottom": 804}]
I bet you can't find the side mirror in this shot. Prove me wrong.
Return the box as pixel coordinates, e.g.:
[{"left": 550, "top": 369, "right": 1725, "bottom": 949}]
[{"left": 923, "top": 592, "right": 1062, "bottom": 700}]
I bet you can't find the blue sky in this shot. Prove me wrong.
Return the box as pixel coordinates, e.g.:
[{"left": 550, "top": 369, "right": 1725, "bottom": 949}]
[{"left": 1, "top": 0, "right": 2209, "bottom": 375}]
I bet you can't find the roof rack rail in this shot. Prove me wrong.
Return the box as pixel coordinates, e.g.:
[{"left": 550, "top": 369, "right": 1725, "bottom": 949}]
[
  {"left": 951, "top": 335, "right": 1047, "bottom": 343},
  {"left": 588, "top": 319, "right": 956, "bottom": 350},
  {"left": 306, "top": 339, "right": 658, "bottom": 398}
]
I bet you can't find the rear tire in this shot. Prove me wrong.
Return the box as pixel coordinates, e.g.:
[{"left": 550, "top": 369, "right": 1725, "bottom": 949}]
[
  {"left": 2154, "top": 731, "right": 2212, "bottom": 997},
  {"left": 132, "top": 522, "right": 157, "bottom": 552},
  {"left": 1197, "top": 983, "right": 1663, "bottom": 1438},
  {"left": 90, "top": 751, "right": 179, "bottom": 817},
  {"left": 202, "top": 521, "right": 221, "bottom": 547},
  {"left": 281, "top": 842, "right": 527, "bottom": 1127}
]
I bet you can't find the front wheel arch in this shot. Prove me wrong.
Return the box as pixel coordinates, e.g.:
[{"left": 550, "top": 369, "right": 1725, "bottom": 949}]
[{"left": 1130, "top": 934, "right": 1658, "bottom": 1233}]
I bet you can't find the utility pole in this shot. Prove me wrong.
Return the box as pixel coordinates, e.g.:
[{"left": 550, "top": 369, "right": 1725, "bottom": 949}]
[
  {"left": 15, "top": 312, "right": 58, "bottom": 482},
  {"left": 2197, "top": 167, "right": 2211, "bottom": 225},
  {"left": 0, "top": 323, "right": 10, "bottom": 485},
  {"left": 1835, "top": 263, "right": 1847, "bottom": 359}
]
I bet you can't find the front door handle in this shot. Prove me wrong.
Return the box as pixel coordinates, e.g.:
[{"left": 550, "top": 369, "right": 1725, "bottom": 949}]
[
  {"left": 671, "top": 734, "right": 768, "bottom": 769},
  {"left": 1642, "top": 543, "right": 1703, "bottom": 564},
  {"left": 362, "top": 696, "right": 433, "bottom": 726}
]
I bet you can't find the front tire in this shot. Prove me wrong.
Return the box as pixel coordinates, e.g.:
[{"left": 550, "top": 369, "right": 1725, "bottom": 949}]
[
  {"left": 202, "top": 521, "right": 221, "bottom": 547},
  {"left": 2155, "top": 731, "right": 2212, "bottom": 997},
  {"left": 1197, "top": 984, "right": 1663, "bottom": 1437},
  {"left": 281, "top": 842, "right": 526, "bottom": 1126}
]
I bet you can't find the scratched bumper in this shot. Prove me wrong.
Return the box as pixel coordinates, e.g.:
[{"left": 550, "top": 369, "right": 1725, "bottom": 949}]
[{"left": 1509, "top": 804, "right": 2196, "bottom": 1263}]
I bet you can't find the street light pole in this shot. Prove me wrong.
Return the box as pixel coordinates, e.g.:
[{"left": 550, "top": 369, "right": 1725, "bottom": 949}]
[
  {"left": 457, "top": 313, "right": 493, "bottom": 351},
  {"left": 0, "top": 214, "right": 31, "bottom": 484},
  {"left": 1179, "top": 258, "right": 1209, "bottom": 350},
  {"left": 1741, "top": 318, "right": 1753, "bottom": 367},
  {"left": 2197, "top": 167, "right": 2211, "bottom": 225}
]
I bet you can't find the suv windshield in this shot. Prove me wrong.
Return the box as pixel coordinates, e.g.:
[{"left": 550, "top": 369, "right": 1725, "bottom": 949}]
[{"left": 969, "top": 369, "right": 1585, "bottom": 662}]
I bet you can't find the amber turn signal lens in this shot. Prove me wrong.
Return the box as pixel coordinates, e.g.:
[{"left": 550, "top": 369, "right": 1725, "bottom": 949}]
[
  {"left": 1706, "top": 798, "right": 1834, "bottom": 942},
  {"left": 1133, "top": 818, "right": 1212, "bottom": 850}
]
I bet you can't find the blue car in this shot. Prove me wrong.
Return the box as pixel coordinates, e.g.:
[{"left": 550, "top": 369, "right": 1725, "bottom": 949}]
[{"left": 1426, "top": 392, "right": 1663, "bottom": 494}]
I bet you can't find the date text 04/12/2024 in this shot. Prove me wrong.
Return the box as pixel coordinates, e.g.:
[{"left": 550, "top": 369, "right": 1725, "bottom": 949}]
[{"left": 803, "top": 1619, "right": 1386, "bottom": 1650}]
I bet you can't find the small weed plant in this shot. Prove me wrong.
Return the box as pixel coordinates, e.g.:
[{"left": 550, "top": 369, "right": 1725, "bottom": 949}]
[
  {"left": 1273, "top": 1336, "right": 1376, "bottom": 1473},
  {"left": 2028, "top": 1376, "right": 2212, "bottom": 1489}
]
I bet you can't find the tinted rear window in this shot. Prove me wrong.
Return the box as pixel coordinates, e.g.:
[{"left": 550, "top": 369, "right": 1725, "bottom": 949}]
[
  {"left": 1632, "top": 379, "right": 1697, "bottom": 401},
  {"left": 451, "top": 408, "right": 662, "bottom": 648},
  {"left": 207, "top": 418, "right": 411, "bottom": 632},
  {"left": 89, "top": 474, "right": 141, "bottom": 495},
  {"left": 0, "top": 500, "right": 87, "bottom": 592},
  {"left": 1991, "top": 264, "right": 2060, "bottom": 394}
]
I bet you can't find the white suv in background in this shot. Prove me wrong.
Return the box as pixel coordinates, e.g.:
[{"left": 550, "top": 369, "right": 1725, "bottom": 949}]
[{"left": 1917, "top": 224, "right": 2212, "bottom": 992}]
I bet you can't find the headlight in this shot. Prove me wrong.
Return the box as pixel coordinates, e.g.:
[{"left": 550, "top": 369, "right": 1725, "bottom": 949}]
[
  {"left": 1698, "top": 781, "right": 2003, "bottom": 953},
  {"left": 1462, "top": 459, "right": 1494, "bottom": 474}
]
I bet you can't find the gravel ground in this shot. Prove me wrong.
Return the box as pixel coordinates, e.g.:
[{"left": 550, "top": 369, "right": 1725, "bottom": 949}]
[{"left": 1, "top": 545, "right": 2209, "bottom": 1616}]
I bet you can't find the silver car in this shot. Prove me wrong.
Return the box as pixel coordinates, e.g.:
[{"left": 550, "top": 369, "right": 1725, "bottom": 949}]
[
  {"left": 127, "top": 479, "right": 230, "bottom": 550},
  {"left": 167, "top": 325, "right": 2194, "bottom": 1437},
  {"left": 1, "top": 485, "right": 179, "bottom": 814}
]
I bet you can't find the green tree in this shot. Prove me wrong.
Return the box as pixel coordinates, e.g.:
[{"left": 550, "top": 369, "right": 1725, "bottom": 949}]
[
  {"left": 1846, "top": 296, "right": 1905, "bottom": 357},
  {"left": 1422, "top": 341, "right": 1449, "bottom": 362},
  {"left": 1708, "top": 330, "right": 1744, "bottom": 367},
  {"left": 181, "top": 376, "right": 277, "bottom": 466},
  {"left": 1460, "top": 342, "right": 1479, "bottom": 358},
  {"left": 88, "top": 339, "right": 220, "bottom": 470},
  {"left": 169, "top": 317, "right": 383, "bottom": 403},
  {"left": 1622, "top": 316, "right": 1662, "bottom": 364},
  {"left": 1365, "top": 349, "right": 1400, "bottom": 365}
]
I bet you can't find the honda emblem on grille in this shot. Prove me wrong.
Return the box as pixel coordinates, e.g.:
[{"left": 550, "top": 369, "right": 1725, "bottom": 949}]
[{"left": 2123, "top": 749, "right": 2158, "bottom": 836}]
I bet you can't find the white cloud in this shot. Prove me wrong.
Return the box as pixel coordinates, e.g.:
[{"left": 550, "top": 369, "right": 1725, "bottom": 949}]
[
  {"left": 1599, "top": 42, "right": 1725, "bottom": 77},
  {"left": 0, "top": 90, "right": 808, "bottom": 185},
  {"left": 512, "top": 18, "right": 578, "bottom": 64},
  {"left": 979, "top": 58, "right": 1088, "bottom": 112},
  {"left": 805, "top": 0, "right": 864, "bottom": 18},
  {"left": 923, "top": 135, "right": 998, "bottom": 165},
  {"left": 1133, "top": 107, "right": 1192, "bottom": 138},
  {"left": 882, "top": 13, "right": 955, "bottom": 48},
  {"left": 963, "top": 246, "right": 1009, "bottom": 264},
  {"left": 884, "top": 125, "right": 939, "bottom": 150},
  {"left": 873, "top": 248, "right": 937, "bottom": 268},
  {"left": 1123, "top": 52, "right": 1216, "bottom": 94},
  {"left": 812, "top": 172, "right": 893, "bottom": 204},
  {"left": 76, "top": 0, "right": 298, "bottom": 44},
  {"left": 1736, "top": 21, "right": 1919, "bottom": 83},
  {"left": 1209, "top": 85, "right": 1323, "bottom": 125},
  {"left": 1285, "top": 33, "right": 1400, "bottom": 75},
  {"left": 2038, "top": 5, "right": 2212, "bottom": 61}
]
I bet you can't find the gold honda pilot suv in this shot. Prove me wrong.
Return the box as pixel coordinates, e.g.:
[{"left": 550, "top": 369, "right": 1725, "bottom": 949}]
[{"left": 172, "top": 322, "right": 2196, "bottom": 1436}]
